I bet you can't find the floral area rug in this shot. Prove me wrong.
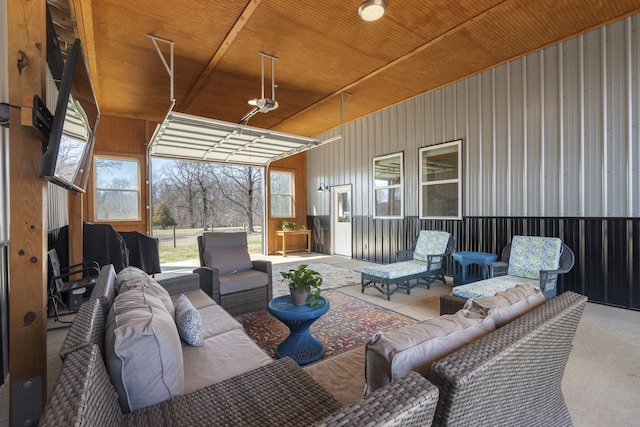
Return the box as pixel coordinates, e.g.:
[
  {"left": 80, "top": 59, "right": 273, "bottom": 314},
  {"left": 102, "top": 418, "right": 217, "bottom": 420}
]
[
  {"left": 237, "top": 289, "right": 416, "bottom": 361},
  {"left": 271, "top": 262, "right": 362, "bottom": 297}
]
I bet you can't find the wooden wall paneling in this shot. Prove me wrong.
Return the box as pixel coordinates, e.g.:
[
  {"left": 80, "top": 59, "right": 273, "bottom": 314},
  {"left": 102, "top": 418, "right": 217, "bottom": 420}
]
[
  {"left": 84, "top": 115, "right": 149, "bottom": 234},
  {"left": 268, "top": 152, "right": 307, "bottom": 254},
  {"left": 8, "top": 0, "right": 48, "bottom": 422}
]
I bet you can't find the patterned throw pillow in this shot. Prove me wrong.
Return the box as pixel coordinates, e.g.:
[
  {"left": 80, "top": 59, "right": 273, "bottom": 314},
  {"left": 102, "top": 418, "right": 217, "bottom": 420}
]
[{"left": 175, "top": 294, "right": 204, "bottom": 347}]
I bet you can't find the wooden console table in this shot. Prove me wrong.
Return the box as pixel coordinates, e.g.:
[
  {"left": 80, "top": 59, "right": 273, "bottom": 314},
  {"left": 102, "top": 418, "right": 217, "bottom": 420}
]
[{"left": 276, "top": 229, "right": 311, "bottom": 256}]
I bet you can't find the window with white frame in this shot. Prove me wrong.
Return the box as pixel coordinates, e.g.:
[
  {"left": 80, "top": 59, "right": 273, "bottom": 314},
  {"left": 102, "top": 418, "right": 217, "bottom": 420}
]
[
  {"left": 270, "top": 170, "right": 294, "bottom": 218},
  {"left": 94, "top": 156, "right": 141, "bottom": 221},
  {"left": 419, "top": 139, "right": 462, "bottom": 220},
  {"left": 373, "top": 152, "right": 404, "bottom": 219}
]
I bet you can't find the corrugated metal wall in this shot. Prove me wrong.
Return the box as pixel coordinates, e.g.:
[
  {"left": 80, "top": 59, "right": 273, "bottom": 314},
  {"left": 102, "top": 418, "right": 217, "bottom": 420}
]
[{"left": 307, "top": 14, "right": 640, "bottom": 310}]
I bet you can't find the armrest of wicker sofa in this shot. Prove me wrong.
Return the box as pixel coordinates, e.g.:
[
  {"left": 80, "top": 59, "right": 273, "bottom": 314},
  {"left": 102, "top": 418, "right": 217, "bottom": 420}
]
[
  {"left": 193, "top": 266, "right": 221, "bottom": 304},
  {"left": 429, "top": 291, "right": 587, "bottom": 426},
  {"left": 155, "top": 273, "right": 200, "bottom": 296},
  {"left": 312, "top": 371, "right": 440, "bottom": 427}
]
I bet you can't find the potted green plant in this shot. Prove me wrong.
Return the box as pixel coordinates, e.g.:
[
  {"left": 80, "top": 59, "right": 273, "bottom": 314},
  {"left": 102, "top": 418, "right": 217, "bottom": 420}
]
[
  {"left": 281, "top": 220, "right": 296, "bottom": 230},
  {"left": 280, "top": 264, "right": 323, "bottom": 306}
]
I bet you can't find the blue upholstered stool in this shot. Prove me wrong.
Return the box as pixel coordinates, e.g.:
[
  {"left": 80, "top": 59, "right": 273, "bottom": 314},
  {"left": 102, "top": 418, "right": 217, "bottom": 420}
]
[{"left": 452, "top": 251, "right": 498, "bottom": 285}]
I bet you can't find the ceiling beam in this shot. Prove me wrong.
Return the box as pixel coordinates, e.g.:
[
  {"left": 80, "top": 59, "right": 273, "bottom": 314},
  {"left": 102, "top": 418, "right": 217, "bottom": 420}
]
[{"left": 178, "top": 0, "right": 263, "bottom": 111}]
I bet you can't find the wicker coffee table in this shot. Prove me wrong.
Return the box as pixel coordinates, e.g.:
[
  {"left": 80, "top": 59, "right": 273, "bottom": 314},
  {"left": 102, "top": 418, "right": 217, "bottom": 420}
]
[{"left": 268, "top": 295, "right": 329, "bottom": 365}]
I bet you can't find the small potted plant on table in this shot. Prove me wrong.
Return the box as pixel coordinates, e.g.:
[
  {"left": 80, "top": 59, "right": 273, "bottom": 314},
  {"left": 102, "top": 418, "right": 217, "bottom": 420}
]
[
  {"left": 281, "top": 220, "right": 296, "bottom": 231},
  {"left": 280, "top": 264, "right": 323, "bottom": 306}
]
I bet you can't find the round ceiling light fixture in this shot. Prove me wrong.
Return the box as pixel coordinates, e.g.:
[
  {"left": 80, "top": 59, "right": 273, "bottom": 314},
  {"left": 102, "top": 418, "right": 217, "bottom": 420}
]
[{"left": 358, "top": 0, "right": 387, "bottom": 22}]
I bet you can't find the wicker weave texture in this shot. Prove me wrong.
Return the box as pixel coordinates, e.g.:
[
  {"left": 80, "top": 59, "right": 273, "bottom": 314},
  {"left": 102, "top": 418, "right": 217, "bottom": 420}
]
[
  {"left": 439, "top": 295, "right": 468, "bottom": 315},
  {"left": 429, "top": 291, "right": 586, "bottom": 427},
  {"left": 89, "top": 264, "right": 116, "bottom": 310},
  {"left": 58, "top": 298, "right": 107, "bottom": 361},
  {"left": 155, "top": 273, "right": 200, "bottom": 295},
  {"left": 313, "top": 371, "right": 439, "bottom": 427},
  {"left": 125, "top": 357, "right": 342, "bottom": 426},
  {"left": 40, "top": 345, "right": 124, "bottom": 426},
  {"left": 221, "top": 287, "right": 269, "bottom": 317}
]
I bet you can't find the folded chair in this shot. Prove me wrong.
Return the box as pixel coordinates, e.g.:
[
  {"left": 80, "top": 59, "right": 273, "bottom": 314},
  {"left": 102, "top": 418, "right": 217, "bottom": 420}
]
[
  {"left": 194, "top": 232, "right": 273, "bottom": 316},
  {"left": 48, "top": 248, "right": 100, "bottom": 322}
]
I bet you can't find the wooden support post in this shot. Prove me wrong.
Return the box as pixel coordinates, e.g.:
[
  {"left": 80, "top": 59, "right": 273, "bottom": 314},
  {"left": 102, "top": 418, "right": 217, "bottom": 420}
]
[
  {"left": 68, "top": 191, "right": 83, "bottom": 276},
  {"left": 7, "top": 0, "right": 48, "bottom": 425}
]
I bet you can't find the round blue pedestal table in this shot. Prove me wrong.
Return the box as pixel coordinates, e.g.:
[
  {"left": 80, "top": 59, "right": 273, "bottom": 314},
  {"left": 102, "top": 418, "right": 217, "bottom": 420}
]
[
  {"left": 268, "top": 295, "right": 330, "bottom": 365},
  {"left": 452, "top": 251, "right": 499, "bottom": 285}
]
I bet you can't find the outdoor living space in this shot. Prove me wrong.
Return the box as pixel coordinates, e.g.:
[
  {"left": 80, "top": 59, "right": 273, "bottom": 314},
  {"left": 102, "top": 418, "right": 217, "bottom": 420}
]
[
  {"left": 9, "top": 252, "right": 635, "bottom": 427},
  {"left": 6, "top": 2, "right": 640, "bottom": 426}
]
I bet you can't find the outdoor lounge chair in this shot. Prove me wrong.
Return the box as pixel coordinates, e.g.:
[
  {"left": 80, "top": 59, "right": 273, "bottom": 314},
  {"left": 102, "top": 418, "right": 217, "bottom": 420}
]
[
  {"left": 440, "top": 235, "right": 575, "bottom": 314},
  {"left": 361, "top": 230, "right": 455, "bottom": 301},
  {"left": 194, "top": 231, "right": 273, "bottom": 316}
]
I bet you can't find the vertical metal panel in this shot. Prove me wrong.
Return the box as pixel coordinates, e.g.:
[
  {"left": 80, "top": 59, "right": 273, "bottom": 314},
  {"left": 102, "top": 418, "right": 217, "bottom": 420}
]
[
  {"left": 606, "top": 20, "right": 627, "bottom": 216},
  {"left": 509, "top": 58, "right": 525, "bottom": 214},
  {"left": 583, "top": 28, "right": 604, "bottom": 216},
  {"left": 628, "top": 16, "right": 637, "bottom": 217},
  {"left": 494, "top": 64, "right": 509, "bottom": 215}
]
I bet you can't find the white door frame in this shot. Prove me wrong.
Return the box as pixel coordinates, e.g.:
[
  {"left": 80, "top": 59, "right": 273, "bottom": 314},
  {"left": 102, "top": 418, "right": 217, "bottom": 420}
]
[{"left": 330, "top": 184, "right": 352, "bottom": 257}]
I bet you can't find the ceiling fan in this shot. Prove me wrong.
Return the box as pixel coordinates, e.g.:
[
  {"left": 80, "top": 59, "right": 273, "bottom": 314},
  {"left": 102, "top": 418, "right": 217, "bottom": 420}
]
[{"left": 239, "top": 52, "right": 279, "bottom": 124}]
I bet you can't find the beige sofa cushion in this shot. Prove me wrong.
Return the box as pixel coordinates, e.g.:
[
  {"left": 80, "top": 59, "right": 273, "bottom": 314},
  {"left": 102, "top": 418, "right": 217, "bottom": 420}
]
[
  {"left": 198, "top": 304, "right": 244, "bottom": 339},
  {"left": 182, "top": 328, "right": 273, "bottom": 394},
  {"left": 115, "top": 266, "right": 174, "bottom": 317},
  {"left": 105, "top": 289, "right": 184, "bottom": 413},
  {"left": 463, "top": 284, "right": 546, "bottom": 327},
  {"left": 171, "top": 289, "right": 217, "bottom": 310},
  {"left": 365, "top": 310, "right": 495, "bottom": 395}
]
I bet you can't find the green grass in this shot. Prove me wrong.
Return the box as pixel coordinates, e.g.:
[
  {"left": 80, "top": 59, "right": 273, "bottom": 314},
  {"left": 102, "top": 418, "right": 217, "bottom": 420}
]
[
  {"left": 157, "top": 232, "right": 264, "bottom": 264},
  {"left": 159, "top": 245, "right": 199, "bottom": 263}
]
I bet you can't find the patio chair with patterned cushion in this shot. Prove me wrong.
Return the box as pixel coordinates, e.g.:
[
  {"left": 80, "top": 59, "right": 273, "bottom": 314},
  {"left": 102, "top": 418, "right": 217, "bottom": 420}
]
[
  {"left": 441, "top": 236, "right": 575, "bottom": 314},
  {"left": 362, "top": 230, "right": 455, "bottom": 301}
]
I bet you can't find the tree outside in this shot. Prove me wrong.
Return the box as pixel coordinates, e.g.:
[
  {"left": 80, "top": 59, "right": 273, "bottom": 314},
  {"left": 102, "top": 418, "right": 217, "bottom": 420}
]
[
  {"left": 151, "top": 159, "right": 264, "bottom": 262},
  {"left": 153, "top": 202, "right": 176, "bottom": 229}
]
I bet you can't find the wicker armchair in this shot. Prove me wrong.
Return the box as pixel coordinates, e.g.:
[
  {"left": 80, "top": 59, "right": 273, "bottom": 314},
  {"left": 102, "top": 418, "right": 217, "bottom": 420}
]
[
  {"left": 486, "top": 241, "right": 575, "bottom": 298},
  {"left": 194, "top": 232, "right": 272, "bottom": 316},
  {"left": 441, "top": 237, "right": 575, "bottom": 315}
]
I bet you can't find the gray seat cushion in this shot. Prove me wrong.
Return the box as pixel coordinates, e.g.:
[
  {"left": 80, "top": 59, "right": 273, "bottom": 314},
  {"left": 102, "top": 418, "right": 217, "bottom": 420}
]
[{"left": 219, "top": 269, "right": 270, "bottom": 295}]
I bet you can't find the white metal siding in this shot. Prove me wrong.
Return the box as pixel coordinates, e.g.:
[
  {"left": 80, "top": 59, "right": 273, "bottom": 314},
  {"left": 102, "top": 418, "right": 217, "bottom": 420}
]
[{"left": 309, "top": 14, "right": 640, "bottom": 219}]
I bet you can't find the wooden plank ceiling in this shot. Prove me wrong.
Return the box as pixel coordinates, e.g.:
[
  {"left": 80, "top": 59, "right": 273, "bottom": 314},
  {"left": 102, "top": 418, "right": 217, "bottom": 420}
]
[{"left": 48, "top": 0, "right": 640, "bottom": 138}]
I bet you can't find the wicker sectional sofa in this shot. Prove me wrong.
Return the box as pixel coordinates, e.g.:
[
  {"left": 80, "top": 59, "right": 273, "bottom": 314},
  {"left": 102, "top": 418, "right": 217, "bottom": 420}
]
[
  {"left": 40, "top": 265, "right": 440, "bottom": 426},
  {"left": 306, "top": 287, "right": 588, "bottom": 427}
]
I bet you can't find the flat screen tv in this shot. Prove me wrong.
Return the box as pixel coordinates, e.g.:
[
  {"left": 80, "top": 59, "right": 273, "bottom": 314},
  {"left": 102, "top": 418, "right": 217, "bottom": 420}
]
[{"left": 40, "top": 38, "right": 100, "bottom": 192}]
